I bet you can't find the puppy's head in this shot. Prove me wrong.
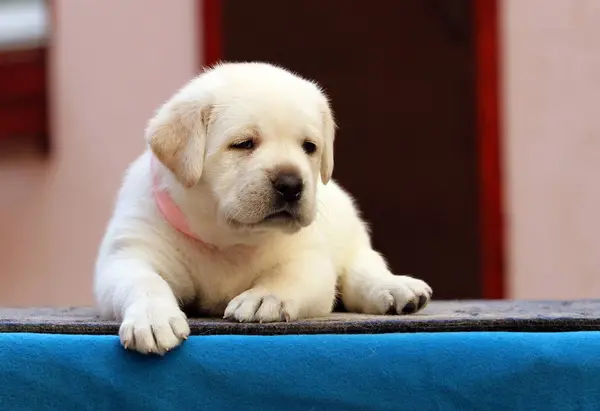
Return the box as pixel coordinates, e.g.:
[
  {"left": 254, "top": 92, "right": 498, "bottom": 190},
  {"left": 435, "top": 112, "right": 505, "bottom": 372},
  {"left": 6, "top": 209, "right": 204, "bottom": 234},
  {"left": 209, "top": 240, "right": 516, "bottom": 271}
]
[{"left": 146, "top": 62, "right": 336, "bottom": 232}]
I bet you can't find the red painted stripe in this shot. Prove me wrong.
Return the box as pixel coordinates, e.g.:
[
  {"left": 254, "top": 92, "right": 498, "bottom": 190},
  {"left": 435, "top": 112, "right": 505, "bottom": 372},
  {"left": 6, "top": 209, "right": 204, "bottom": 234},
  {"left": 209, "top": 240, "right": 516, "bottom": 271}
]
[
  {"left": 0, "top": 51, "right": 46, "bottom": 100},
  {"left": 474, "top": 0, "right": 505, "bottom": 299},
  {"left": 202, "top": 0, "right": 222, "bottom": 67},
  {"left": 0, "top": 49, "right": 48, "bottom": 142},
  {"left": 0, "top": 101, "right": 47, "bottom": 137}
]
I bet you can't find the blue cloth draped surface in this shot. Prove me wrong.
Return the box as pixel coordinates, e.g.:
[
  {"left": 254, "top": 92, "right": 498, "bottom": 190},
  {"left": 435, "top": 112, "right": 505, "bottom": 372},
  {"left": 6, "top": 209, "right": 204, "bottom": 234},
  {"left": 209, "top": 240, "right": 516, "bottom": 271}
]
[{"left": 0, "top": 331, "right": 599, "bottom": 411}]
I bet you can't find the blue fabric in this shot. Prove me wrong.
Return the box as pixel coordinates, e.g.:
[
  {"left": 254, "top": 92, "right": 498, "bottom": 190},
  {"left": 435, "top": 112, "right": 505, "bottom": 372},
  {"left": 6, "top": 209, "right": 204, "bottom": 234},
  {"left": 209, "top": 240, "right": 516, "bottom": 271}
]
[{"left": 0, "top": 332, "right": 599, "bottom": 411}]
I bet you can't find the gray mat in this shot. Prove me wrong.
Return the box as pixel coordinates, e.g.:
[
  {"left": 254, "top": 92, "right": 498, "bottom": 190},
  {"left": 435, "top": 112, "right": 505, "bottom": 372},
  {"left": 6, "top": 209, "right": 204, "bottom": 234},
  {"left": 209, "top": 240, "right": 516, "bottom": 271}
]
[{"left": 1, "top": 300, "right": 600, "bottom": 335}]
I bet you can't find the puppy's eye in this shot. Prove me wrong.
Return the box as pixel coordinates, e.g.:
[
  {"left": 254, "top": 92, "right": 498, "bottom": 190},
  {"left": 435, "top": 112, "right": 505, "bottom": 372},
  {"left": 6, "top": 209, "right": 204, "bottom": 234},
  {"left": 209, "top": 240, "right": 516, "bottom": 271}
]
[
  {"left": 230, "top": 139, "right": 255, "bottom": 150},
  {"left": 302, "top": 141, "right": 317, "bottom": 155}
]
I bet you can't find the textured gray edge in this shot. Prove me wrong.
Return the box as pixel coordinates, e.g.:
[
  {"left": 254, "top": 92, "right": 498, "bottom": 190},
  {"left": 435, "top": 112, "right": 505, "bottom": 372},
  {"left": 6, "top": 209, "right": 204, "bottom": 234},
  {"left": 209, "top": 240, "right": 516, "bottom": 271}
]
[
  {"left": 1, "top": 299, "right": 600, "bottom": 336},
  {"left": 1, "top": 318, "right": 600, "bottom": 336}
]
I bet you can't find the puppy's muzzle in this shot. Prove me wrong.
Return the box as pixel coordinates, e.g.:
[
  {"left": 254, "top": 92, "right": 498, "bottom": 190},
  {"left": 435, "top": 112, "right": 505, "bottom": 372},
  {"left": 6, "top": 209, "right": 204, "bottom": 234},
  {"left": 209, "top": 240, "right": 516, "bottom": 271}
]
[{"left": 272, "top": 172, "right": 303, "bottom": 204}]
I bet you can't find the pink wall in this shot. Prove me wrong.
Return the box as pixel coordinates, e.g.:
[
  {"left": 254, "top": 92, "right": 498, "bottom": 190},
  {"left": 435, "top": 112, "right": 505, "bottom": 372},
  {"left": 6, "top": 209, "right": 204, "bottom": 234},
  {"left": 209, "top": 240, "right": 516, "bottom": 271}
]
[
  {"left": 0, "top": 0, "right": 199, "bottom": 306},
  {"left": 2, "top": 1, "right": 598, "bottom": 306},
  {"left": 502, "top": 0, "right": 600, "bottom": 299}
]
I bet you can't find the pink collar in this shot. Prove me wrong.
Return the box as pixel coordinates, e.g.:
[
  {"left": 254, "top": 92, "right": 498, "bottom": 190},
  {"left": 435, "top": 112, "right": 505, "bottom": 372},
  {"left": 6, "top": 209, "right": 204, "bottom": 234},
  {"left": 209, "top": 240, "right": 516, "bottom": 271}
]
[{"left": 151, "top": 156, "right": 214, "bottom": 249}]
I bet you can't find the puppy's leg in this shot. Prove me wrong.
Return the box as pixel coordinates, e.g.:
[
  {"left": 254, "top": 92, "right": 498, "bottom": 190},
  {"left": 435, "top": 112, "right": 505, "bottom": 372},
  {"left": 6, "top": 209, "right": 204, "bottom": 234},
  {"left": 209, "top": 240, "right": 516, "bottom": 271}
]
[
  {"left": 340, "top": 247, "right": 432, "bottom": 315},
  {"left": 224, "top": 252, "right": 337, "bottom": 322},
  {"left": 95, "top": 257, "right": 190, "bottom": 354}
]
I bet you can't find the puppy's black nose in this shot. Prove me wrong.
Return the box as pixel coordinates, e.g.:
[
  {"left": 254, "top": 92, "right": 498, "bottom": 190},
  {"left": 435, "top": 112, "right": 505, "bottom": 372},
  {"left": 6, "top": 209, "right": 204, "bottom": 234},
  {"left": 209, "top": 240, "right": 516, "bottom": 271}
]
[{"left": 273, "top": 173, "right": 303, "bottom": 203}]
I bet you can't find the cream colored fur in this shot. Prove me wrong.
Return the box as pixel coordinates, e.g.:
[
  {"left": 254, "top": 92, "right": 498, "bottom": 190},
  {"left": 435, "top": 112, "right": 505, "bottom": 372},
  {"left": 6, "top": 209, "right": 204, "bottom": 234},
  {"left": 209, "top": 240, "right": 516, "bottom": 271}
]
[{"left": 94, "top": 62, "right": 432, "bottom": 355}]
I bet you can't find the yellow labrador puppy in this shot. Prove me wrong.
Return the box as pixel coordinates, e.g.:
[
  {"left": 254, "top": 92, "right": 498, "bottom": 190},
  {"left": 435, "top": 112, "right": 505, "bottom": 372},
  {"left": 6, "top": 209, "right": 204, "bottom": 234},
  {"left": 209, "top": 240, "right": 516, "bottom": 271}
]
[{"left": 94, "top": 62, "right": 432, "bottom": 354}]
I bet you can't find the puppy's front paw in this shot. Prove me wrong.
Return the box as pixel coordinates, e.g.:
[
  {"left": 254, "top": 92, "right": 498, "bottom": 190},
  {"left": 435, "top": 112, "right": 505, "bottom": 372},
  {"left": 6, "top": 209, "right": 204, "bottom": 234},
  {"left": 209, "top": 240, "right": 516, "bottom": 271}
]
[
  {"left": 367, "top": 276, "right": 433, "bottom": 315},
  {"left": 119, "top": 302, "right": 190, "bottom": 355},
  {"left": 224, "top": 289, "right": 298, "bottom": 323}
]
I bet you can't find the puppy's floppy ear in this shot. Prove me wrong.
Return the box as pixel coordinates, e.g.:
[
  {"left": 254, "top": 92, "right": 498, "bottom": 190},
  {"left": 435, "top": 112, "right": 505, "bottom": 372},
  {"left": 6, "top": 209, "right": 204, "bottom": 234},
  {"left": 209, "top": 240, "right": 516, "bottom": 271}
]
[
  {"left": 146, "top": 99, "right": 212, "bottom": 188},
  {"left": 320, "top": 99, "right": 336, "bottom": 185}
]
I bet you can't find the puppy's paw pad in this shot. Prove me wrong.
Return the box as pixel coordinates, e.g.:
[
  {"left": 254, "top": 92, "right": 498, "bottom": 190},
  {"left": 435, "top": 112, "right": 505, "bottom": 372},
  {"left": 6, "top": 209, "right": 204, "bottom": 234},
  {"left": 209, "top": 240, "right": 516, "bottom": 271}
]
[
  {"left": 224, "top": 290, "right": 297, "bottom": 323},
  {"left": 401, "top": 301, "right": 417, "bottom": 314},
  {"left": 119, "top": 304, "right": 190, "bottom": 355},
  {"left": 372, "top": 276, "right": 432, "bottom": 315}
]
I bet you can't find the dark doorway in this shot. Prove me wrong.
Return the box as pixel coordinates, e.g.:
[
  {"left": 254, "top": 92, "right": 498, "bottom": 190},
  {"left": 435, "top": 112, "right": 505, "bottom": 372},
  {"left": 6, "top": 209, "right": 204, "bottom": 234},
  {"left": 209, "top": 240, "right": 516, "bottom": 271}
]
[{"left": 221, "top": 0, "right": 480, "bottom": 299}]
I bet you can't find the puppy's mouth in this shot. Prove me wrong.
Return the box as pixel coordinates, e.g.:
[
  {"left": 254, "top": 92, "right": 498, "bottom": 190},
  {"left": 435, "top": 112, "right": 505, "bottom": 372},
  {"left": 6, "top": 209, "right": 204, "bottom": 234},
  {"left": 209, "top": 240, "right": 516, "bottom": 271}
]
[
  {"left": 227, "top": 209, "right": 300, "bottom": 229},
  {"left": 263, "top": 210, "right": 295, "bottom": 222},
  {"left": 225, "top": 203, "right": 312, "bottom": 231}
]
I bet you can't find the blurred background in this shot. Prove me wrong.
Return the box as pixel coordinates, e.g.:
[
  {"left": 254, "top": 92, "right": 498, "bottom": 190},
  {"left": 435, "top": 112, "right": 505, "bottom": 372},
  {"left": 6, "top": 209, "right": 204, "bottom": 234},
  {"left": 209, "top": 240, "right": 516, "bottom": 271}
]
[{"left": 0, "top": 0, "right": 599, "bottom": 307}]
